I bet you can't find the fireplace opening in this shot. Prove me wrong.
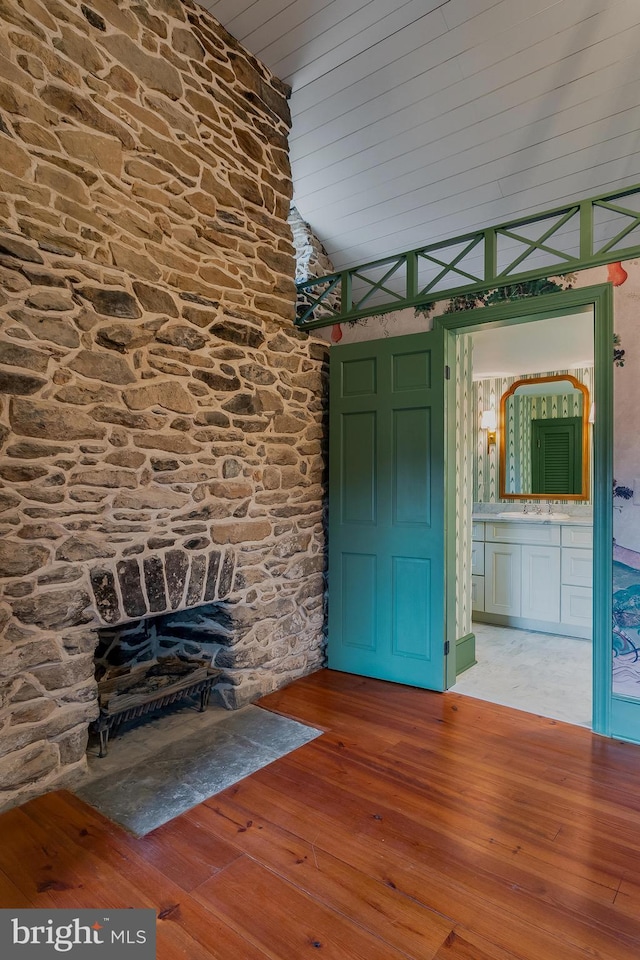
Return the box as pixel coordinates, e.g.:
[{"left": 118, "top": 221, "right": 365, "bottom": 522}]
[{"left": 90, "top": 604, "right": 231, "bottom": 755}]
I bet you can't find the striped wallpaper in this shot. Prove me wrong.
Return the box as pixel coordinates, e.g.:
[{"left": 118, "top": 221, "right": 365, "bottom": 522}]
[{"left": 455, "top": 334, "right": 474, "bottom": 642}]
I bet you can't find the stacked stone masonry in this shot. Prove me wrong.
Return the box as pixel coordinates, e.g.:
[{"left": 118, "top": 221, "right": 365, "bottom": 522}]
[
  {"left": 0, "top": 0, "right": 328, "bottom": 811},
  {"left": 289, "top": 204, "right": 340, "bottom": 324}
]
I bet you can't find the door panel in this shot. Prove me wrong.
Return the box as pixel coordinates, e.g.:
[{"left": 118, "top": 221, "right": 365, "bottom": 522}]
[
  {"left": 392, "top": 557, "right": 432, "bottom": 660},
  {"left": 329, "top": 330, "right": 446, "bottom": 689},
  {"left": 393, "top": 407, "right": 431, "bottom": 524},
  {"left": 341, "top": 553, "right": 377, "bottom": 650},
  {"left": 341, "top": 412, "right": 376, "bottom": 523}
]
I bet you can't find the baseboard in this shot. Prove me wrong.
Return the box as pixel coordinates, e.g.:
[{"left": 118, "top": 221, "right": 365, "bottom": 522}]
[
  {"left": 473, "top": 612, "right": 592, "bottom": 641},
  {"left": 456, "top": 632, "right": 476, "bottom": 675}
]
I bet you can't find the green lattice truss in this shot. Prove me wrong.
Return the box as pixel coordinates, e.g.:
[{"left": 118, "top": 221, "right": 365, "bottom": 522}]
[{"left": 295, "top": 183, "right": 640, "bottom": 330}]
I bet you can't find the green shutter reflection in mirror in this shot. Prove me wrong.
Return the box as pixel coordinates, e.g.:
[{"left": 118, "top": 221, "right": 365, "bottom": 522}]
[{"left": 531, "top": 417, "right": 582, "bottom": 494}]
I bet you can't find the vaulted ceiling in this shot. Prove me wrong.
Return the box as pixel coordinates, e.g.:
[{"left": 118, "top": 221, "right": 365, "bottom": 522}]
[{"left": 200, "top": 0, "right": 640, "bottom": 274}]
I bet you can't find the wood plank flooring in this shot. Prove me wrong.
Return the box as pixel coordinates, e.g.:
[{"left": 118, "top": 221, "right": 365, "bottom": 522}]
[{"left": 2, "top": 669, "right": 640, "bottom": 959}]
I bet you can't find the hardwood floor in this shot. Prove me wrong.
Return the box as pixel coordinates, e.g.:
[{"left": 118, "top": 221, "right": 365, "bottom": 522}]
[{"left": 2, "top": 669, "right": 640, "bottom": 959}]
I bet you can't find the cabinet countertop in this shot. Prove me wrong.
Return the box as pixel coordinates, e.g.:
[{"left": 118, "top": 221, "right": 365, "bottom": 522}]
[{"left": 472, "top": 514, "right": 593, "bottom": 526}]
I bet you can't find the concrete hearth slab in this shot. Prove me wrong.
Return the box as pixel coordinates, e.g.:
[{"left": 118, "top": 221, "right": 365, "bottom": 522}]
[{"left": 74, "top": 704, "right": 321, "bottom": 836}]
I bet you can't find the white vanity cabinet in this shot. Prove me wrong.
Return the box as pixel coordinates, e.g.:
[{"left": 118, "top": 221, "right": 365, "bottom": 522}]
[
  {"left": 472, "top": 519, "right": 592, "bottom": 639},
  {"left": 471, "top": 522, "right": 485, "bottom": 613},
  {"left": 560, "top": 525, "right": 593, "bottom": 633}
]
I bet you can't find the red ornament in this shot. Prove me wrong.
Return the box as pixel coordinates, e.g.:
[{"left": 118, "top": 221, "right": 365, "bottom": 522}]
[
  {"left": 607, "top": 261, "right": 628, "bottom": 286},
  {"left": 331, "top": 323, "right": 343, "bottom": 342}
]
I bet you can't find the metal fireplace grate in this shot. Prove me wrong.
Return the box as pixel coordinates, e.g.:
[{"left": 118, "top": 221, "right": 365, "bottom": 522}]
[{"left": 90, "top": 657, "right": 221, "bottom": 757}]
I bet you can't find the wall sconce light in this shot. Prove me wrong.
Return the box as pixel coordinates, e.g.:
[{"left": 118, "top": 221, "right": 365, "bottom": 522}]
[
  {"left": 481, "top": 408, "right": 497, "bottom": 446},
  {"left": 588, "top": 402, "right": 595, "bottom": 424}
]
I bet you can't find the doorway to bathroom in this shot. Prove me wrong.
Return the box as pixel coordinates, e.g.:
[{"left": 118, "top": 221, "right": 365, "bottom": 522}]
[
  {"left": 440, "top": 285, "right": 612, "bottom": 734},
  {"left": 455, "top": 309, "right": 594, "bottom": 726}
]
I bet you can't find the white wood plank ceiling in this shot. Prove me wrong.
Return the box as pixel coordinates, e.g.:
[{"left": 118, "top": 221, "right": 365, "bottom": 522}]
[{"left": 200, "top": 0, "right": 640, "bottom": 273}]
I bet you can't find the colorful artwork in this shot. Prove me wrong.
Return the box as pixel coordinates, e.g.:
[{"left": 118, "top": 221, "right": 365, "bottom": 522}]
[
  {"left": 613, "top": 558, "right": 640, "bottom": 696},
  {"left": 415, "top": 275, "right": 575, "bottom": 319},
  {"left": 605, "top": 260, "right": 640, "bottom": 697}
]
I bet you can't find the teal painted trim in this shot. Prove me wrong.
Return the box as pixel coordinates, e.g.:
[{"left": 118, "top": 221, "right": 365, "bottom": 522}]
[
  {"left": 296, "top": 182, "right": 640, "bottom": 329},
  {"left": 444, "top": 328, "right": 458, "bottom": 689},
  {"left": 438, "top": 284, "right": 613, "bottom": 730},
  {"left": 435, "top": 284, "right": 610, "bottom": 333},
  {"left": 592, "top": 283, "right": 614, "bottom": 737},
  {"left": 579, "top": 199, "right": 593, "bottom": 262},
  {"left": 341, "top": 269, "right": 352, "bottom": 316},
  {"left": 456, "top": 633, "right": 477, "bottom": 676},
  {"left": 406, "top": 249, "right": 418, "bottom": 301},
  {"left": 484, "top": 226, "right": 497, "bottom": 282},
  {"left": 610, "top": 695, "right": 640, "bottom": 744}
]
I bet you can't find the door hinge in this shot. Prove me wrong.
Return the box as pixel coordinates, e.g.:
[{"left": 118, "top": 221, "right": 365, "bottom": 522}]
[
  {"left": 445, "top": 365, "right": 451, "bottom": 380},
  {"left": 444, "top": 640, "right": 450, "bottom": 656}
]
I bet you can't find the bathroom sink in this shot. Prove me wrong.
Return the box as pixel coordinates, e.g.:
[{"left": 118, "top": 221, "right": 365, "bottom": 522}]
[{"left": 496, "top": 511, "right": 570, "bottom": 521}]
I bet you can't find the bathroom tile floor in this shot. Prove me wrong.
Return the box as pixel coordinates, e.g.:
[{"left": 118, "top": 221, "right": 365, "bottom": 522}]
[{"left": 453, "top": 622, "right": 592, "bottom": 727}]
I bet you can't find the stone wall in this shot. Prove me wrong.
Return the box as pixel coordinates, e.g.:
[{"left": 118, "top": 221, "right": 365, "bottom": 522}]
[
  {"left": 289, "top": 204, "right": 335, "bottom": 285},
  {"left": 0, "top": 0, "right": 328, "bottom": 811},
  {"left": 289, "top": 204, "right": 340, "bottom": 325}
]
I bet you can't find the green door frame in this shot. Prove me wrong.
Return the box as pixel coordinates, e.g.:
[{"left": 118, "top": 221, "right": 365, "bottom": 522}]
[{"left": 436, "top": 283, "right": 613, "bottom": 734}]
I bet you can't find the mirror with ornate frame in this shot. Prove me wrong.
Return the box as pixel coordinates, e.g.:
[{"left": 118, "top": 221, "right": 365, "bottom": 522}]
[{"left": 499, "top": 374, "right": 590, "bottom": 500}]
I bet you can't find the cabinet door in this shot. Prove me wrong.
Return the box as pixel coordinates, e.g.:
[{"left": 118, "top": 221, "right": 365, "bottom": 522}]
[
  {"left": 561, "top": 547, "right": 592, "bottom": 587},
  {"left": 485, "top": 521, "right": 560, "bottom": 545},
  {"left": 471, "top": 541, "right": 484, "bottom": 575},
  {"left": 521, "top": 544, "right": 561, "bottom": 622},
  {"left": 561, "top": 525, "right": 593, "bottom": 548},
  {"left": 471, "top": 575, "right": 485, "bottom": 612},
  {"left": 471, "top": 521, "right": 485, "bottom": 541},
  {"left": 561, "top": 584, "right": 593, "bottom": 632},
  {"left": 484, "top": 542, "right": 521, "bottom": 617}
]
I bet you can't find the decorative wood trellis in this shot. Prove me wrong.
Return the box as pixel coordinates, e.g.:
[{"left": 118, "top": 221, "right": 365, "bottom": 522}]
[{"left": 295, "top": 183, "right": 640, "bottom": 329}]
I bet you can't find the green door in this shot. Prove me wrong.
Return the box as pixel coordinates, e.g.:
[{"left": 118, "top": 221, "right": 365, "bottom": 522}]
[{"left": 328, "top": 330, "right": 446, "bottom": 689}]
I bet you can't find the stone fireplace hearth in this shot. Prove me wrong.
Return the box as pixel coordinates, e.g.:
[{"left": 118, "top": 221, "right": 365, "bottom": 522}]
[
  {"left": 0, "top": 0, "right": 328, "bottom": 813},
  {"left": 76, "top": 700, "right": 322, "bottom": 837}
]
